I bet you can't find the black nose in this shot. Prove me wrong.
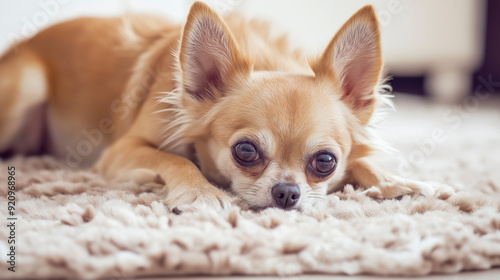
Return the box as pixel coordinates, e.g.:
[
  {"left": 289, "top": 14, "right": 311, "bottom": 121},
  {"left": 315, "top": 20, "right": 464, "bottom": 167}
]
[{"left": 271, "top": 183, "right": 301, "bottom": 209}]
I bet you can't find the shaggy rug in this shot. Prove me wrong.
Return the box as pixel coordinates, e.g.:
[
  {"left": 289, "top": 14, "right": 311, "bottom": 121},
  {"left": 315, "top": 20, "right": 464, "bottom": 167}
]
[{"left": 1, "top": 94, "right": 500, "bottom": 279}]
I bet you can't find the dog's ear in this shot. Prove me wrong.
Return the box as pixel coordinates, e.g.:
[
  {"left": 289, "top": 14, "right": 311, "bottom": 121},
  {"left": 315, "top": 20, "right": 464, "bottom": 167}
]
[
  {"left": 312, "top": 5, "right": 382, "bottom": 123},
  {"left": 179, "top": 1, "right": 251, "bottom": 100}
]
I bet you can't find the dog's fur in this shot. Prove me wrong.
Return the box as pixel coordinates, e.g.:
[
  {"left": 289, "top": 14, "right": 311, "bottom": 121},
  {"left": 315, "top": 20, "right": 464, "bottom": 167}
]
[{"left": 0, "top": 2, "right": 453, "bottom": 211}]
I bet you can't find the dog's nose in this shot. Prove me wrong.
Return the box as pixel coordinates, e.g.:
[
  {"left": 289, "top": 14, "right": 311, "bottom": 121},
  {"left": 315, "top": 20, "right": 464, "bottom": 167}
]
[{"left": 271, "top": 183, "right": 300, "bottom": 209}]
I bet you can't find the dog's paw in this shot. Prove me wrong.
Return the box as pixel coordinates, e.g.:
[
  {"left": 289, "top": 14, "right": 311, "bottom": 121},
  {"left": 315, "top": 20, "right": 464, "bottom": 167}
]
[
  {"left": 362, "top": 177, "right": 455, "bottom": 199},
  {"left": 118, "top": 168, "right": 165, "bottom": 191},
  {"left": 163, "top": 185, "right": 233, "bottom": 213}
]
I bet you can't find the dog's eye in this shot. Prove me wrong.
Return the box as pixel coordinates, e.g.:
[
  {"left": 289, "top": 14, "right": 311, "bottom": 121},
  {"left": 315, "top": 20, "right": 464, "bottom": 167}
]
[
  {"left": 232, "top": 141, "right": 260, "bottom": 166},
  {"left": 308, "top": 151, "right": 337, "bottom": 177}
]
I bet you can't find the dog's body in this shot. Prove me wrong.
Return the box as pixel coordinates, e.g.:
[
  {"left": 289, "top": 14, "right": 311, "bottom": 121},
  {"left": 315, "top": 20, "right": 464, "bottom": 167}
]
[{"left": 0, "top": 2, "right": 453, "bottom": 211}]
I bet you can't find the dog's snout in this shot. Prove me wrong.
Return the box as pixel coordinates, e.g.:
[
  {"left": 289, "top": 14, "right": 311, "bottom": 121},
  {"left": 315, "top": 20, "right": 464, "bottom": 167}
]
[{"left": 271, "top": 183, "right": 300, "bottom": 209}]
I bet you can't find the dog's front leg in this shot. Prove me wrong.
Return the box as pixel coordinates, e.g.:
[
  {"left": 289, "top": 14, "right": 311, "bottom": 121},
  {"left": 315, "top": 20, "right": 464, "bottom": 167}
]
[
  {"left": 349, "top": 157, "right": 454, "bottom": 199},
  {"left": 94, "top": 137, "right": 232, "bottom": 212}
]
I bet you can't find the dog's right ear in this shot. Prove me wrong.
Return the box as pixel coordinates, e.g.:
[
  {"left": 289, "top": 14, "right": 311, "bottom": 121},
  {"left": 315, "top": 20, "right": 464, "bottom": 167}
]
[{"left": 179, "top": 1, "right": 251, "bottom": 100}]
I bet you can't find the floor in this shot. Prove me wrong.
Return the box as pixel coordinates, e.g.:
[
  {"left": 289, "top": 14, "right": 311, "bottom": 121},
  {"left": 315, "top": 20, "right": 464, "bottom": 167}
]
[{"left": 139, "top": 268, "right": 500, "bottom": 279}]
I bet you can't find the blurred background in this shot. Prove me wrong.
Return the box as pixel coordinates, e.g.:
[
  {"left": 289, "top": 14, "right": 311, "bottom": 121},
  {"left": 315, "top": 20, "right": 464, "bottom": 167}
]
[{"left": 0, "top": 0, "right": 498, "bottom": 101}]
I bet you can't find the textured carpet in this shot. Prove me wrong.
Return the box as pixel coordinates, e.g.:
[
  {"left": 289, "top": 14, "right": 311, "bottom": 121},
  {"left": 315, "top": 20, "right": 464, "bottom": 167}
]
[{"left": 1, "top": 94, "right": 500, "bottom": 278}]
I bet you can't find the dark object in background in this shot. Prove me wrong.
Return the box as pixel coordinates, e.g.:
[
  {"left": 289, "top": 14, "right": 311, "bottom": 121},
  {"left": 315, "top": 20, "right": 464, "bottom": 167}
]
[
  {"left": 473, "top": 0, "right": 500, "bottom": 94},
  {"left": 388, "top": 76, "right": 425, "bottom": 96}
]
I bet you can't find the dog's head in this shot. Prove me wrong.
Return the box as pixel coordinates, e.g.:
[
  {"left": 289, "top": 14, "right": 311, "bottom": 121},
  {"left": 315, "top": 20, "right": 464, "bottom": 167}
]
[{"left": 168, "top": 2, "right": 384, "bottom": 210}]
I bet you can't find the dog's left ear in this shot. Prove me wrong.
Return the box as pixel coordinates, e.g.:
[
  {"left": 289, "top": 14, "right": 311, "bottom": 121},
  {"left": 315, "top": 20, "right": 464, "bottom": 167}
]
[
  {"left": 179, "top": 1, "right": 251, "bottom": 101},
  {"left": 312, "top": 5, "right": 382, "bottom": 124}
]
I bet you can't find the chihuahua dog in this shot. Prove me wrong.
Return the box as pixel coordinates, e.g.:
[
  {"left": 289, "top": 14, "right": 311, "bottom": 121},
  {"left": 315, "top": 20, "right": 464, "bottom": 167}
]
[{"left": 0, "top": 2, "right": 453, "bottom": 211}]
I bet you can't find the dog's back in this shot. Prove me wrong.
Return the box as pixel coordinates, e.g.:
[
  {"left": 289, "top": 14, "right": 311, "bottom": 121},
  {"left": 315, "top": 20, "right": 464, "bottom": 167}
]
[
  {"left": 0, "top": 15, "right": 176, "bottom": 164},
  {"left": 223, "top": 13, "right": 310, "bottom": 74}
]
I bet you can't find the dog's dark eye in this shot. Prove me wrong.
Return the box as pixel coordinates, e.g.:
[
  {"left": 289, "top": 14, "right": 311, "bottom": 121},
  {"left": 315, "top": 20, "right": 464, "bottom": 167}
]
[
  {"left": 232, "top": 141, "right": 260, "bottom": 166},
  {"left": 308, "top": 151, "right": 337, "bottom": 177}
]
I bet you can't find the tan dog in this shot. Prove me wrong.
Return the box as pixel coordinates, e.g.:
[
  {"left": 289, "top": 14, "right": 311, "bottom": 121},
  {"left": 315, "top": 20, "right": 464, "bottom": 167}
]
[{"left": 0, "top": 2, "right": 453, "bottom": 211}]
